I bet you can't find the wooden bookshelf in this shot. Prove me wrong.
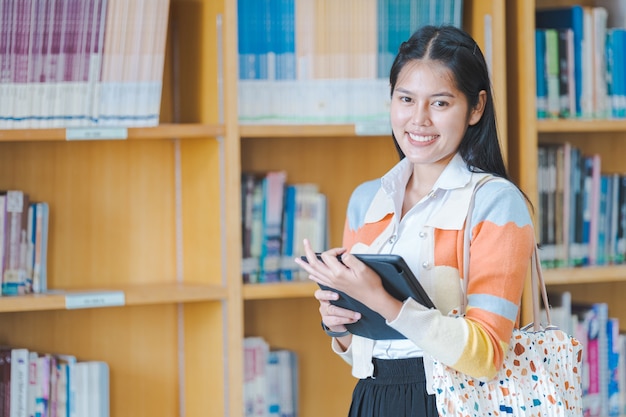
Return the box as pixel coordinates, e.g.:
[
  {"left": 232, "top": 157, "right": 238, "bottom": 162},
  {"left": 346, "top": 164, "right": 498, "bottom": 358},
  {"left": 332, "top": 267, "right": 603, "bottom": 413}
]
[
  {"left": 0, "top": 0, "right": 241, "bottom": 416},
  {"left": 508, "top": 0, "right": 626, "bottom": 339}
]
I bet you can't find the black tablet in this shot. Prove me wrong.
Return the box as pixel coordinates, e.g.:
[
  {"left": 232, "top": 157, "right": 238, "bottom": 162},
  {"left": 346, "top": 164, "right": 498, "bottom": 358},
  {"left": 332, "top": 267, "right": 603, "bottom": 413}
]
[{"left": 301, "top": 253, "right": 435, "bottom": 340}]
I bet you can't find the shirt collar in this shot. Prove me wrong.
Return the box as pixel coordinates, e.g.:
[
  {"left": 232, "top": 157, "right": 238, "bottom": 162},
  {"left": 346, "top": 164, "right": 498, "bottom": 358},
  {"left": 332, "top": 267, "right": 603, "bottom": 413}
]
[
  {"left": 381, "top": 152, "right": 472, "bottom": 196},
  {"left": 376, "top": 153, "right": 489, "bottom": 230}
]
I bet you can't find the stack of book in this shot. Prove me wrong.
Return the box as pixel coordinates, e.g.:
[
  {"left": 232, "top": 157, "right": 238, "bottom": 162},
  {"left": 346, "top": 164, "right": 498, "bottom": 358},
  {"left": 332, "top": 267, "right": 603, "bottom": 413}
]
[
  {"left": 0, "top": 345, "right": 109, "bottom": 417},
  {"left": 537, "top": 143, "right": 626, "bottom": 269},
  {"left": 535, "top": 4, "right": 626, "bottom": 120},
  {"left": 0, "top": 190, "right": 49, "bottom": 295},
  {"left": 0, "top": 0, "right": 170, "bottom": 129},
  {"left": 244, "top": 337, "right": 298, "bottom": 417},
  {"left": 241, "top": 171, "right": 327, "bottom": 283},
  {"left": 237, "top": 0, "right": 464, "bottom": 128}
]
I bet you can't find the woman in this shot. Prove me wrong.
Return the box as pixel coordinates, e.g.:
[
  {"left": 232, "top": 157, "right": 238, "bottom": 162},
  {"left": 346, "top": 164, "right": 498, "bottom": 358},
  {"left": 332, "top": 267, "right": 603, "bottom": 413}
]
[{"left": 294, "top": 25, "right": 535, "bottom": 417}]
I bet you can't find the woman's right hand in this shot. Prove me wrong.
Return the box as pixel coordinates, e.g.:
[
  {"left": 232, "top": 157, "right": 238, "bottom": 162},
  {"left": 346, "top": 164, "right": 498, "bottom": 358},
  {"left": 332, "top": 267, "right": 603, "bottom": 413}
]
[
  {"left": 315, "top": 288, "right": 361, "bottom": 331},
  {"left": 315, "top": 288, "right": 359, "bottom": 350}
]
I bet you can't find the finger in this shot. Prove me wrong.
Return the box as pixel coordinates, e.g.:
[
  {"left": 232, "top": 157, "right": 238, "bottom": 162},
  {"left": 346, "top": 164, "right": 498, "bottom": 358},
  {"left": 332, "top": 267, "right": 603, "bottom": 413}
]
[
  {"left": 302, "top": 239, "right": 321, "bottom": 264},
  {"left": 323, "top": 304, "right": 362, "bottom": 324},
  {"left": 314, "top": 289, "right": 339, "bottom": 301}
]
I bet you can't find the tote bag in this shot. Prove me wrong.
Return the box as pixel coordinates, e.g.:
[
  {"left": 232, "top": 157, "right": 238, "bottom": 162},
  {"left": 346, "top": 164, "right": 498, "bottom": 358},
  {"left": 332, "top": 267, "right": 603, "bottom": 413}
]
[{"left": 432, "top": 178, "right": 584, "bottom": 417}]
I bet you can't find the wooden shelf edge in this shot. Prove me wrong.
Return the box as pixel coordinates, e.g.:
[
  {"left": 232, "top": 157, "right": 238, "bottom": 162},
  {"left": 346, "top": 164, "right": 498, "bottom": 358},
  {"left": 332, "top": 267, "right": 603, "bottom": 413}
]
[
  {"left": 243, "top": 281, "right": 317, "bottom": 300},
  {"left": 544, "top": 265, "right": 626, "bottom": 286},
  {"left": 240, "top": 124, "right": 359, "bottom": 138},
  {"left": 538, "top": 119, "right": 626, "bottom": 133},
  {"left": 0, "top": 123, "right": 225, "bottom": 142},
  {"left": 0, "top": 283, "right": 227, "bottom": 313}
]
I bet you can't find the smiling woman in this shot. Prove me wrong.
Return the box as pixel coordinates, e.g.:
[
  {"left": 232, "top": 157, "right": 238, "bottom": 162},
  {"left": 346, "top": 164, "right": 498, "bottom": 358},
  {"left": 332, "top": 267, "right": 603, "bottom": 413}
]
[{"left": 294, "top": 25, "right": 535, "bottom": 417}]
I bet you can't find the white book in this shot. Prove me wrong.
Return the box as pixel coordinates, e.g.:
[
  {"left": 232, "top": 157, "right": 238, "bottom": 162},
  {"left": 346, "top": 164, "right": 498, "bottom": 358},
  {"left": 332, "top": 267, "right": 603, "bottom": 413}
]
[
  {"left": 10, "top": 347, "right": 29, "bottom": 417},
  {"left": 74, "top": 361, "right": 109, "bottom": 417},
  {"left": 55, "top": 354, "right": 77, "bottom": 417}
]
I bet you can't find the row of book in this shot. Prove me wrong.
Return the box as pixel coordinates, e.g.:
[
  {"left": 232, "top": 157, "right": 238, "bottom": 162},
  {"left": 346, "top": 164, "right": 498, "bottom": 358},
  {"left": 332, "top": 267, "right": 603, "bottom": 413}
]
[
  {"left": 537, "top": 143, "right": 626, "bottom": 269},
  {"left": 237, "top": 0, "right": 463, "bottom": 81},
  {"left": 0, "top": 345, "right": 109, "bottom": 417},
  {"left": 535, "top": 4, "right": 626, "bottom": 120},
  {"left": 244, "top": 337, "right": 298, "bottom": 417},
  {"left": 544, "top": 292, "right": 625, "bottom": 417},
  {"left": 241, "top": 172, "right": 327, "bottom": 284},
  {"left": 0, "top": 190, "right": 49, "bottom": 295},
  {"left": 237, "top": 0, "right": 463, "bottom": 125},
  {"left": 0, "top": 0, "right": 170, "bottom": 129}
]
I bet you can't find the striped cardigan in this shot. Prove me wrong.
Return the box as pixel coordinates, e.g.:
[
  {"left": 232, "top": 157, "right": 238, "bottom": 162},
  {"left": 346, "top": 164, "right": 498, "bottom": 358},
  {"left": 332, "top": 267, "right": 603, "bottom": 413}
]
[{"left": 331, "top": 154, "right": 535, "bottom": 382}]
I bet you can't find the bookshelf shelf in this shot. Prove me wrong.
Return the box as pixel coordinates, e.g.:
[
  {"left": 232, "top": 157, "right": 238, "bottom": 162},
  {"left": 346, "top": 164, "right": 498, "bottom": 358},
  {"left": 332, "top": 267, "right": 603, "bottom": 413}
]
[
  {"left": 240, "top": 124, "right": 366, "bottom": 138},
  {"left": 544, "top": 266, "right": 626, "bottom": 286},
  {"left": 538, "top": 119, "right": 626, "bottom": 133},
  {"left": 243, "top": 281, "right": 318, "bottom": 300},
  {"left": 0, "top": 283, "right": 227, "bottom": 313},
  {"left": 0, "top": 123, "right": 225, "bottom": 142}
]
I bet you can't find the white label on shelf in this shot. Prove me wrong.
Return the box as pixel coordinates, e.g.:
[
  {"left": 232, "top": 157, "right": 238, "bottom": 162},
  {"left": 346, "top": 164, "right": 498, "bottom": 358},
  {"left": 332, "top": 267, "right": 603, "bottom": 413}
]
[
  {"left": 354, "top": 121, "right": 392, "bottom": 136},
  {"left": 66, "top": 127, "right": 128, "bottom": 140},
  {"left": 65, "top": 291, "right": 126, "bottom": 309}
]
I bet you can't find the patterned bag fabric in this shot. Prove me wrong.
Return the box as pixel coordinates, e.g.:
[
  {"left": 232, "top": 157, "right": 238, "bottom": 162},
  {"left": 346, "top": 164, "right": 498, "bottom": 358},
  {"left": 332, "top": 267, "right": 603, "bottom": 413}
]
[{"left": 432, "top": 178, "right": 584, "bottom": 417}]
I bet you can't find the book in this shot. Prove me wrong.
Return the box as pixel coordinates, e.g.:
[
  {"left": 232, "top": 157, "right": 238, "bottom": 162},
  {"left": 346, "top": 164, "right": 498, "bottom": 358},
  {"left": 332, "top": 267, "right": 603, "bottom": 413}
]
[
  {"left": 9, "top": 347, "right": 28, "bottom": 417},
  {"left": 558, "top": 28, "right": 575, "bottom": 118},
  {"left": 33, "top": 202, "right": 49, "bottom": 294},
  {"left": 536, "top": 5, "right": 585, "bottom": 117},
  {"left": 618, "top": 334, "right": 626, "bottom": 417},
  {"left": 55, "top": 353, "right": 77, "bottom": 417},
  {"left": 266, "top": 349, "right": 297, "bottom": 417},
  {"left": 535, "top": 29, "right": 548, "bottom": 119},
  {"left": 607, "top": 318, "right": 620, "bottom": 417},
  {"left": 75, "top": 361, "right": 109, "bottom": 417},
  {"left": 243, "top": 337, "right": 269, "bottom": 417},
  {"left": 284, "top": 183, "right": 327, "bottom": 281},
  {"left": 0, "top": 347, "right": 11, "bottom": 417},
  {"left": 0, "top": 194, "right": 7, "bottom": 293},
  {"left": 544, "top": 28, "right": 560, "bottom": 118},
  {"left": 573, "top": 302, "right": 609, "bottom": 417},
  {"left": 2, "top": 190, "right": 30, "bottom": 295},
  {"left": 241, "top": 173, "right": 261, "bottom": 283},
  {"left": 258, "top": 171, "right": 287, "bottom": 283}
]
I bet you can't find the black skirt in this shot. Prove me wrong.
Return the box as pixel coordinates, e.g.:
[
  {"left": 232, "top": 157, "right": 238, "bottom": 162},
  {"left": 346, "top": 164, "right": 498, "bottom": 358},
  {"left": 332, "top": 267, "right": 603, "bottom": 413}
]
[{"left": 348, "top": 357, "right": 438, "bottom": 417}]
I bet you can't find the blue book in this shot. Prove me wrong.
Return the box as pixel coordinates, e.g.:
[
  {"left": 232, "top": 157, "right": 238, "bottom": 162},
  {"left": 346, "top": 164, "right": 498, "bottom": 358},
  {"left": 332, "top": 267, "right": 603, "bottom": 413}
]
[
  {"left": 607, "top": 318, "right": 620, "bottom": 417},
  {"left": 607, "top": 29, "right": 626, "bottom": 118},
  {"left": 238, "top": 0, "right": 255, "bottom": 79},
  {"left": 535, "top": 29, "right": 548, "bottom": 119},
  {"left": 272, "top": 0, "right": 295, "bottom": 80},
  {"left": 598, "top": 174, "right": 609, "bottom": 265},
  {"left": 618, "top": 30, "right": 626, "bottom": 118},
  {"left": 280, "top": 185, "right": 297, "bottom": 281},
  {"left": 536, "top": 6, "right": 584, "bottom": 117}
]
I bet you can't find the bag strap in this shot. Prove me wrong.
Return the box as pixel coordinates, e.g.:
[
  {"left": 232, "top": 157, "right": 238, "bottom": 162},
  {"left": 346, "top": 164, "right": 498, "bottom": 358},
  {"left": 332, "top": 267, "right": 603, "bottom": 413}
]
[{"left": 462, "top": 176, "right": 552, "bottom": 331}]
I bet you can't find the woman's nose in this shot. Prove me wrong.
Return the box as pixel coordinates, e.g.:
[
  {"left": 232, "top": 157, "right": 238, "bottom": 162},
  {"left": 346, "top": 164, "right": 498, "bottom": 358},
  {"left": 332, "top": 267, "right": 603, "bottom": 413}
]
[{"left": 411, "top": 104, "right": 431, "bottom": 126}]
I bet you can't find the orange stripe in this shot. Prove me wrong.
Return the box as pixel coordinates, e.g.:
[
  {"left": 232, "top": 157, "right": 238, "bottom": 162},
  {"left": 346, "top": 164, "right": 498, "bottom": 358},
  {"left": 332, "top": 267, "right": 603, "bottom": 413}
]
[{"left": 342, "top": 214, "right": 393, "bottom": 250}]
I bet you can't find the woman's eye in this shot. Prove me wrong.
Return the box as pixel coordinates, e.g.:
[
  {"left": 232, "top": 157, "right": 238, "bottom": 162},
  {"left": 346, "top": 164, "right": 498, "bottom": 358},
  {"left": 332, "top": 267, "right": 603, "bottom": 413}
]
[
  {"left": 400, "top": 96, "right": 412, "bottom": 103},
  {"left": 433, "top": 100, "right": 448, "bottom": 107}
]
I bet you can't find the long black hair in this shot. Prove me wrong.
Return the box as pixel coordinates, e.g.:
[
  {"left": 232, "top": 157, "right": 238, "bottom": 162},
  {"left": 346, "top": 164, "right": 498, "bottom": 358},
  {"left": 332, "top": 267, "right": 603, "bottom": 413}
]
[{"left": 389, "top": 25, "right": 508, "bottom": 180}]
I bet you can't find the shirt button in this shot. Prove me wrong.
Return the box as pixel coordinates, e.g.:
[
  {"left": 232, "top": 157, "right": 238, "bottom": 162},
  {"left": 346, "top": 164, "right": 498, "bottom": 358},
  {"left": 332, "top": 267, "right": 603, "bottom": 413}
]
[
  {"left": 418, "top": 231, "right": 427, "bottom": 238},
  {"left": 421, "top": 261, "right": 431, "bottom": 269},
  {"left": 427, "top": 190, "right": 437, "bottom": 198},
  {"left": 388, "top": 235, "right": 397, "bottom": 244}
]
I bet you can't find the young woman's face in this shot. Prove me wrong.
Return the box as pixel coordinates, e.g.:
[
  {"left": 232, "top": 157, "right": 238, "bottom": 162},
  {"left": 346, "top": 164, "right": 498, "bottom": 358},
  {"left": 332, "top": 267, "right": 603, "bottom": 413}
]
[{"left": 390, "top": 59, "right": 485, "bottom": 168}]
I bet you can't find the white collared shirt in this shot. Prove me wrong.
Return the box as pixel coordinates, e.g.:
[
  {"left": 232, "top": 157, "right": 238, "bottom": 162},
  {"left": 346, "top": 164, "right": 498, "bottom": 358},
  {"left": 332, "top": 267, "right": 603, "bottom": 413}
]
[{"left": 332, "top": 153, "right": 490, "bottom": 379}]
